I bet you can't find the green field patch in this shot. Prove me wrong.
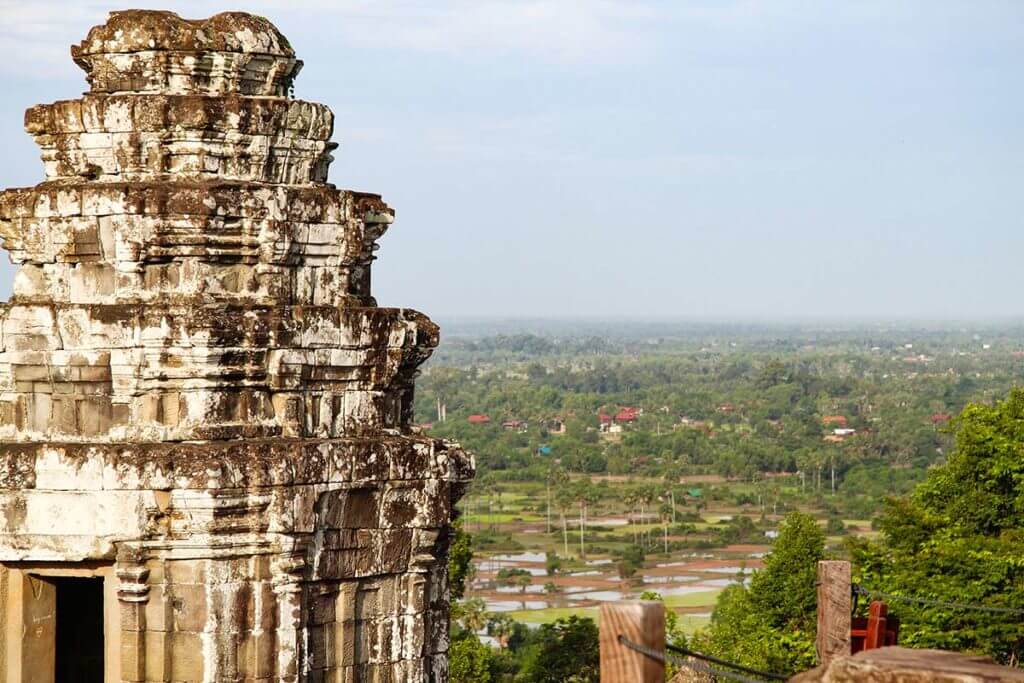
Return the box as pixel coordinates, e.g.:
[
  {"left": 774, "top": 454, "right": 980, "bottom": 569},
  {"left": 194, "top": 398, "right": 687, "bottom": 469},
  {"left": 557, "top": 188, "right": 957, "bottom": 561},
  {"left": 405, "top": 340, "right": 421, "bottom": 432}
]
[
  {"left": 661, "top": 589, "right": 722, "bottom": 609},
  {"left": 464, "top": 512, "right": 544, "bottom": 524},
  {"left": 673, "top": 613, "right": 711, "bottom": 635}
]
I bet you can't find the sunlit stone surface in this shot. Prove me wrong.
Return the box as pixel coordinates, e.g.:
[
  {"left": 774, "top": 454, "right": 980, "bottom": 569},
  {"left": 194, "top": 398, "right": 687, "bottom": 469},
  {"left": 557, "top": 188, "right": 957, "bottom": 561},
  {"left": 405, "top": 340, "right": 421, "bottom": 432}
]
[{"left": 0, "top": 10, "right": 472, "bottom": 681}]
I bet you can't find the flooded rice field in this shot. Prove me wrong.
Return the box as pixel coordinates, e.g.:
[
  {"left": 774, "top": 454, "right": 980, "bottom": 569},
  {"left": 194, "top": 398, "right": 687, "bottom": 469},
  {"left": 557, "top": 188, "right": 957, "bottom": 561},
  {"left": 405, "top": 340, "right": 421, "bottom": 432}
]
[{"left": 468, "top": 543, "right": 767, "bottom": 626}]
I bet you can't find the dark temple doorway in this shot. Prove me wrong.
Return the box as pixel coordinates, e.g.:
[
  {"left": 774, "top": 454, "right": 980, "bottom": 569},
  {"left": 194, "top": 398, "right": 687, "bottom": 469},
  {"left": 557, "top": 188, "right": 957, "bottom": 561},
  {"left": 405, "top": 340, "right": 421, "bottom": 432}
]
[{"left": 53, "top": 577, "right": 105, "bottom": 683}]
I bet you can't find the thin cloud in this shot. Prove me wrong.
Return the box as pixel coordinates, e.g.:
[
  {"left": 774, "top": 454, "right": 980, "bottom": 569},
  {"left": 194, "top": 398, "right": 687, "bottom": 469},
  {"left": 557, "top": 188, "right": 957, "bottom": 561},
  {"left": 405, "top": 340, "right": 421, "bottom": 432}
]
[{"left": 0, "top": 0, "right": 666, "bottom": 77}]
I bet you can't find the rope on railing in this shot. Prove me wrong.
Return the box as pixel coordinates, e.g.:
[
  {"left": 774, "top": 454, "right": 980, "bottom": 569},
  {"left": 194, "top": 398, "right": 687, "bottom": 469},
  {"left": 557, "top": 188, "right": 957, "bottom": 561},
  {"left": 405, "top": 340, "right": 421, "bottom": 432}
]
[
  {"left": 854, "top": 584, "right": 1024, "bottom": 616},
  {"left": 617, "top": 635, "right": 781, "bottom": 683},
  {"left": 666, "top": 643, "right": 790, "bottom": 681}
]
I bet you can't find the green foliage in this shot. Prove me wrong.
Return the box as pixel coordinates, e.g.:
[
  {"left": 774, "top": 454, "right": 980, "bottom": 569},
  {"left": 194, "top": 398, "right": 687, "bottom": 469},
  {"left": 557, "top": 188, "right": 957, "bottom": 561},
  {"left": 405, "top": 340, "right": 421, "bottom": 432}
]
[
  {"left": 545, "top": 551, "right": 563, "bottom": 576},
  {"left": 419, "top": 322, "right": 1024, "bottom": 485},
  {"left": 450, "top": 631, "right": 494, "bottom": 683},
  {"left": 448, "top": 521, "right": 475, "bottom": 601},
  {"left": 748, "top": 512, "right": 824, "bottom": 636},
  {"left": 826, "top": 516, "right": 846, "bottom": 535},
  {"left": 849, "top": 389, "right": 1024, "bottom": 664},
  {"left": 716, "top": 514, "right": 762, "bottom": 544},
  {"left": 615, "top": 543, "right": 645, "bottom": 579},
  {"left": 496, "top": 567, "right": 533, "bottom": 584},
  {"left": 694, "top": 512, "right": 823, "bottom": 675},
  {"left": 487, "top": 613, "right": 532, "bottom": 650},
  {"left": 515, "top": 616, "right": 600, "bottom": 683}
]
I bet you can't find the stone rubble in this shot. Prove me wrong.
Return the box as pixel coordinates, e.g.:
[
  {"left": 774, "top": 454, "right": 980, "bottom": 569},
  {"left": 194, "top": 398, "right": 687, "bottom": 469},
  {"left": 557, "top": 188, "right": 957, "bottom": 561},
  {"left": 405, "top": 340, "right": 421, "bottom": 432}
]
[{"left": 0, "top": 10, "right": 472, "bottom": 682}]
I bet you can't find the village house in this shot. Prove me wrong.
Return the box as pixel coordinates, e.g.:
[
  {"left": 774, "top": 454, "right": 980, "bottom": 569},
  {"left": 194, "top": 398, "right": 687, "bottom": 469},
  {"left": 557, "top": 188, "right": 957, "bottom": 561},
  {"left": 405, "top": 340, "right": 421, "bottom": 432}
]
[
  {"left": 545, "top": 418, "right": 567, "bottom": 434},
  {"left": 677, "top": 416, "right": 708, "bottom": 429},
  {"left": 615, "top": 406, "right": 640, "bottom": 422},
  {"left": 468, "top": 414, "right": 491, "bottom": 424}
]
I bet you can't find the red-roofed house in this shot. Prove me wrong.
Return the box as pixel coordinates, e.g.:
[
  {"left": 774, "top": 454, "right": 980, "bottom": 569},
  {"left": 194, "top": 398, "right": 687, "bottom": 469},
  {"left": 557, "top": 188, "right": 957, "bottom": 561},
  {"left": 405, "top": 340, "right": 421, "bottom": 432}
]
[
  {"left": 930, "top": 413, "right": 952, "bottom": 424},
  {"left": 615, "top": 407, "right": 639, "bottom": 423},
  {"left": 822, "top": 415, "right": 847, "bottom": 427},
  {"left": 467, "top": 414, "right": 491, "bottom": 424}
]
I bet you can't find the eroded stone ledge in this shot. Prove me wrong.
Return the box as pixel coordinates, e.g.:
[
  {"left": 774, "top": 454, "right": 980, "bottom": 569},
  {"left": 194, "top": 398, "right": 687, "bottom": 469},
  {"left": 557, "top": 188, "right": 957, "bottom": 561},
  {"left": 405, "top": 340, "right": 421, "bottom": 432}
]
[{"left": 0, "top": 436, "right": 473, "bottom": 491}]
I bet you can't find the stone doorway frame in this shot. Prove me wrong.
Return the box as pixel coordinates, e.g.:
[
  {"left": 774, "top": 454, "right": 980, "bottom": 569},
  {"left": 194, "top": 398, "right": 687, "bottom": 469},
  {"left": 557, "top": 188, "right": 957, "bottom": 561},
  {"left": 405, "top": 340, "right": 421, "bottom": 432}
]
[{"left": 0, "top": 562, "right": 121, "bottom": 683}]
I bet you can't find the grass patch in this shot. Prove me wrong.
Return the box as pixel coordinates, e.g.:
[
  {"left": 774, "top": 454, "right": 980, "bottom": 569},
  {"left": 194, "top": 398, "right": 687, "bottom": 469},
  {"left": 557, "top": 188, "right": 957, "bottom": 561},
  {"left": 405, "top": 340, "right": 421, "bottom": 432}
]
[
  {"left": 674, "top": 613, "right": 711, "bottom": 635},
  {"left": 661, "top": 589, "right": 722, "bottom": 609}
]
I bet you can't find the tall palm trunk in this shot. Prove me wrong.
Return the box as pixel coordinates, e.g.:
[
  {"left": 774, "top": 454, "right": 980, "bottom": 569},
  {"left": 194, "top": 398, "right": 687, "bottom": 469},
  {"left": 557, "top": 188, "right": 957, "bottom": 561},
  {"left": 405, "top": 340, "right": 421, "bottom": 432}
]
[
  {"left": 579, "top": 501, "right": 585, "bottom": 558},
  {"left": 561, "top": 512, "right": 568, "bottom": 556},
  {"left": 546, "top": 483, "right": 551, "bottom": 534}
]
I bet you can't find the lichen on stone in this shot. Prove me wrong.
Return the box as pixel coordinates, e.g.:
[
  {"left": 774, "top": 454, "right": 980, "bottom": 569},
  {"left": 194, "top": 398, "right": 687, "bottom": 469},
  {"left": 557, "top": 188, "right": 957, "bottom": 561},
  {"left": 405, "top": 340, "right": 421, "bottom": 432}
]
[{"left": 0, "top": 10, "right": 471, "bottom": 681}]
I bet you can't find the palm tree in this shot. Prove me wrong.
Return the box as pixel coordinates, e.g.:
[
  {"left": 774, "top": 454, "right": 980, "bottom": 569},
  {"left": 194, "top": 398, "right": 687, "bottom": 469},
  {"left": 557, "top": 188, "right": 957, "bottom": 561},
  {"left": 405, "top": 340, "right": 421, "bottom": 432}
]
[
  {"left": 662, "top": 465, "right": 682, "bottom": 524},
  {"left": 546, "top": 465, "right": 568, "bottom": 535},
  {"left": 578, "top": 487, "right": 587, "bottom": 559},
  {"left": 659, "top": 501, "right": 673, "bottom": 554},
  {"left": 453, "top": 597, "right": 487, "bottom": 633},
  {"left": 554, "top": 487, "right": 573, "bottom": 557},
  {"left": 623, "top": 490, "right": 639, "bottom": 545},
  {"left": 429, "top": 366, "right": 460, "bottom": 422},
  {"left": 639, "top": 485, "right": 656, "bottom": 549},
  {"left": 486, "top": 614, "right": 517, "bottom": 649},
  {"left": 574, "top": 479, "right": 597, "bottom": 559}
]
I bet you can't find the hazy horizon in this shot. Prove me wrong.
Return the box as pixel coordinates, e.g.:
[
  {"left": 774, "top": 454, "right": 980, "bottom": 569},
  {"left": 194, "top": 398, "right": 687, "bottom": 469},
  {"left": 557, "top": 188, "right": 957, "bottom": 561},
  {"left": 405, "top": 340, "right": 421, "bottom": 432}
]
[{"left": 0, "top": 1, "right": 1021, "bottom": 318}]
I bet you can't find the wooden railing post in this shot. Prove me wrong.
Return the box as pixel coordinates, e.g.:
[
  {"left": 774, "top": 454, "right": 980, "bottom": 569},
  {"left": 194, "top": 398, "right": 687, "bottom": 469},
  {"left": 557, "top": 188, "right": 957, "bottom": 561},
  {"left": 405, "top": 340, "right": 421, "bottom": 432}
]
[
  {"left": 600, "top": 600, "right": 665, "bottom": 683},
  {"left": 864, "top": 601, "right": 888, "bottom": 650},
  {"left": 816, "top": 560, "right": 851, "bottom": 667}
]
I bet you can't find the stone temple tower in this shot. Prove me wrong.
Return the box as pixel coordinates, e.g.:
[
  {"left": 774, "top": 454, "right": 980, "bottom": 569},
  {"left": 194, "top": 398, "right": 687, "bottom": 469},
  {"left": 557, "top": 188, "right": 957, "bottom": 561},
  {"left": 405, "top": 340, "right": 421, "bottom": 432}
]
[{"left": 0, "top": 10, "right": 471, "bottom": 682}]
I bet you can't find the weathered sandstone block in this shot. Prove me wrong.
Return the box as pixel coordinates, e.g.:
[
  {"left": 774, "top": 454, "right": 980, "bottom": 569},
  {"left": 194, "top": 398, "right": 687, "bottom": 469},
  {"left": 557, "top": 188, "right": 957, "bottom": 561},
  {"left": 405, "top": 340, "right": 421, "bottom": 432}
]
[
  {"left": 0, "top": 9, "right": 471, "bottom": 682},
  {"left": 790, "top": 647, "right": 1024, "bottom": 682}
]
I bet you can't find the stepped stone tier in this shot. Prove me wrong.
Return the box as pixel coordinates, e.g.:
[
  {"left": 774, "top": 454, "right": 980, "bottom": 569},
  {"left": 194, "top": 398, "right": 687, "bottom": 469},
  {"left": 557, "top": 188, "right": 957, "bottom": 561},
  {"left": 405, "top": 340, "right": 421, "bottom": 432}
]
[{"left": 0, "top": 10, "right": 472, "bottom": 683}]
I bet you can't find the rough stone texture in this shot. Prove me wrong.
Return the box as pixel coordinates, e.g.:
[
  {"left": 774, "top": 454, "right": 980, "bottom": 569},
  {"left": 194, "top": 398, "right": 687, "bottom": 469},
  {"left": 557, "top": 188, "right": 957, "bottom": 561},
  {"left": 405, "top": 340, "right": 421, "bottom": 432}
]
[
  {"left": 0, "top": 10, "right": 472, "bottom": 682},
  {"left": 790, "top": 647, "right": 1024, "bottom": 683}
]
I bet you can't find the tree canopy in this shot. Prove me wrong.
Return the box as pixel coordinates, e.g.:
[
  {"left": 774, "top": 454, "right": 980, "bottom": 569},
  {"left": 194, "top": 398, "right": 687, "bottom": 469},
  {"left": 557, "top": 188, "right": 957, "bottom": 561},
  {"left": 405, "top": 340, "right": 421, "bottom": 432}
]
[
  {"left": 694, "top": 511, "right": 824, "bottom": 675},
  {"left": 849, "top": 388, "right": 1024, "bottom": 665}
]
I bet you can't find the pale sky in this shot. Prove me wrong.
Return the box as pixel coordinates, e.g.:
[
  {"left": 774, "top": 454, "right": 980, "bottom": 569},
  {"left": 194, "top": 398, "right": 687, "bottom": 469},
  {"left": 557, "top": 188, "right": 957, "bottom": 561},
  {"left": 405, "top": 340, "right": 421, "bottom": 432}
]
[{"left": 0, "top": 1, "right": 1021, "bottom": 319}]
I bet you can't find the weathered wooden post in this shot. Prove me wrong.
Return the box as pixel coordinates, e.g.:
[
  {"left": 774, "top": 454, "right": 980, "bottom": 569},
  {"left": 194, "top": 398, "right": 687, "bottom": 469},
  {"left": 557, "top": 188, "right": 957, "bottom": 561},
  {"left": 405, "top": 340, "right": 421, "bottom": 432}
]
[
  {"left": 817, "top": 560, "right": 852, "bottom": 666},
  {"left": 600, "top": 600, "right": 665, "bottom": 683}
]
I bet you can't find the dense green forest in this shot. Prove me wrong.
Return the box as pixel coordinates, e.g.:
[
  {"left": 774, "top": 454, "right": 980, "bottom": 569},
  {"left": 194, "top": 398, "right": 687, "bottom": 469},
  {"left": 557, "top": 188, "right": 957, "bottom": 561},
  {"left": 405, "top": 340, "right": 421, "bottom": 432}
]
[
  {"left": 422, "top": 322, "right": 1024, "bottom": 680},
  {"left": 420, "top": 325, "right": 1024, "bottom": 509}
]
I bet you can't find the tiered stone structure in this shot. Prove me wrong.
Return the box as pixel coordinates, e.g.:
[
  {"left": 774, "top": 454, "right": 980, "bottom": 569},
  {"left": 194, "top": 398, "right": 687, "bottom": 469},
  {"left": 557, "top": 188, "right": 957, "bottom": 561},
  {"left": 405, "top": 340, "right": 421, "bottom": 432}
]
[{"left": 0, "top": 10, "right": 471, "bottom": 682}]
